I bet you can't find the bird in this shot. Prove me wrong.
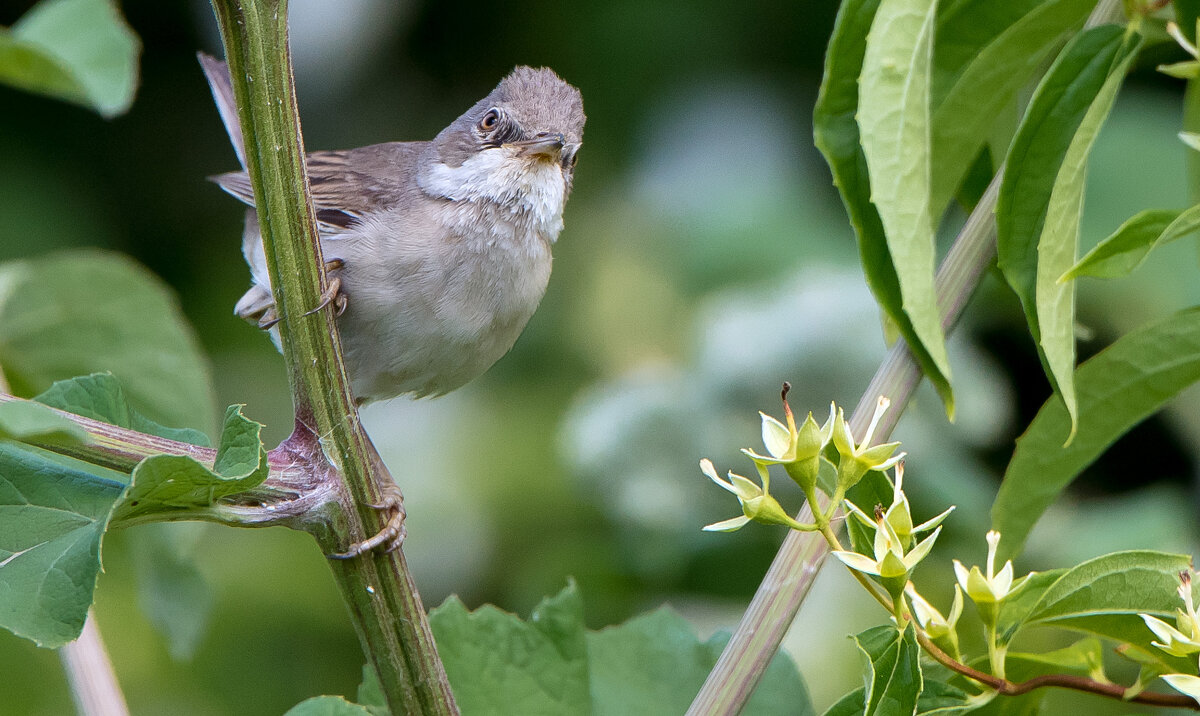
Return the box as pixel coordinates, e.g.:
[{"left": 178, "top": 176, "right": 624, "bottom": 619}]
[{"left": 200, "top": 54, "right": 585, "bottom": 405}]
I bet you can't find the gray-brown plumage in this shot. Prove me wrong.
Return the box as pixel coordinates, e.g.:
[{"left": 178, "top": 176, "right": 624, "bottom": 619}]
[{"left": 200, "top": 54, "right": 585, "bottom": 403}]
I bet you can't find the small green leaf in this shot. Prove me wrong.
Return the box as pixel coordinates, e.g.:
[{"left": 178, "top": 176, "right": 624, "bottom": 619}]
[
  {"left": 859, "top": 0, "right": 953, "bottom": 407},
  {"left": 813, "top": 0, "right": 954, "bottom": 414},
  {"left": 0, "top": 251, "right": 215, "bottom": 434},
  {"left": 854, "top": 623, "right": 922, "bottom": 716},
  {"left": 992, "top": 307, "right": 1200, "bottom": 559},
  {"left": 0, "top": 0, "right": 140, "bottom": 117},
  {"left": 1182, "top": 131, "right": 1200, "bottom": 153},
  {"left": 110, "top": 405, "right": 266, "bottom": 524},
  {"left": 930, "top": 0, "right": 1093, "bottom": 213},
  {"left": 35, "top": 373, "right": 210, "bottom": 447},
  {"left": 0, "top": 443, "right": 125, "bottom": 647},
  {"left": 0, "top": 399, "right": 87, "bottom": 445},
  {"left": 283, "top": 696, "right": 373, "bottom": 716},
  {"left": 997, "top": 26, "right": 1141, "bottom": 438},
  {"left": 1064, "top": 204, "right": 1200, "bottom": 280},
  {"left": 823, "top": 688, "right": 866, "bottom": 716}
]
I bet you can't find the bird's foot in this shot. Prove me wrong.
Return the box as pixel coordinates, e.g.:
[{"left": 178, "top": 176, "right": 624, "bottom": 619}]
[
  {"left": 257, "top": 308, "right": 281, "bottom": 330},
  {"left": 326, "top": 482, "right": 406, "bottom": 560},
  {"left": 304, "top": 259, "right": 348, "bottom": 318}
]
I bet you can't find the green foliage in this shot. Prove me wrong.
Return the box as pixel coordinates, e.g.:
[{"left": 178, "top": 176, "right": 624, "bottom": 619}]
[
  {"left": 429, "top": 582, "right": 811, "bottom": 716},
  {"left": 0, "top": 251, "right": 216, "bottom": 433},
  {"left": 1064, "top": 203, "right": 1200, "bottom": 280},
  {"left": 0, "top": 0, "right": 139, "bottom": 117},
  {"left": 991, "top": 307, "right": 1200, "bottom": 558},
  {"left": 996, "top": 25, "right": 1141, "bottom": 438},
  {"left": 0, "top": 399, "right": 86, "bottom": 445},
  {"left": 0, "top": 374, "right": 266, "bottom": 648},
  {"left": 36, "top": 372, "right": 210, "bottom": 447},
  {"left": 857, "top": 0, "right": 951, "bottom": 406},
  {"left": 854, "top": 624, "right": 922, "bottom": 716},
  {"left": 0, "top": 443, "right": 125, "bottom": 646},
  {"left": 930, "top": 0, "right": 1092, "bottom": 227},
  {"left": 813, "top": 0, "right": 955, "bottom": 414},
  {"left": 111, "top": 404, "right": 266, "bottom": 524}
]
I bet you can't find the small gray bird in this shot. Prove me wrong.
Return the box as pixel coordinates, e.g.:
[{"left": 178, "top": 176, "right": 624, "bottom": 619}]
[{"left": 200, "top": 55, "right": 585, "bottom": 403}]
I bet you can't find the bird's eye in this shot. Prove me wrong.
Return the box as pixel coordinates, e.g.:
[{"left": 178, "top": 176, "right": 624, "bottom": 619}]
[{"left": 479, "top": 109, "right": 500, "bottom": 132}]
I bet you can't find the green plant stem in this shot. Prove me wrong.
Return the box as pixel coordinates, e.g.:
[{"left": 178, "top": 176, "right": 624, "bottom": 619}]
[
  {"left": 207, "top": 1, "right": 456, "bottom": 713},
  {"left": 690, "top": 3, "right": 1130, "bottom": 708}
]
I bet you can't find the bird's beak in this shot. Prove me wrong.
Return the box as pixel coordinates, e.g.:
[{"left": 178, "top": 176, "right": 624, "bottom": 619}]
[{"left": 507, "top": 133, "right": 565, "bottom": 159}]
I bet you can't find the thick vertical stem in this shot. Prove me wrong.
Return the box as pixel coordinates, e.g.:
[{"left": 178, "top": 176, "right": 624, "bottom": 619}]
[{"left": 207, "top": 2, "right": 457, "bottom": 713}]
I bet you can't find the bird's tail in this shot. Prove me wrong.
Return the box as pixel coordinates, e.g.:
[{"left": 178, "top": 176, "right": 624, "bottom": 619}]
[{"left": 198, "top": 52, "right": 247, "bottom": 169}]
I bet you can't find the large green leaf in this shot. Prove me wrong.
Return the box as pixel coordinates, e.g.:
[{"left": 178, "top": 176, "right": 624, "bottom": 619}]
[
  {"left": 813, "top": 0, "right": 954, "bottom": 414},
  {"left": 859, "top": 0, "right": 952, "bottom": 405},
  {"left": 0, "top": 251, "right": 215, "bottom": 434},
  {"left": 0, "top": 0, "right": 140, "bottom": 117},
  {"left": 996, "top": 26, "right": 1141, "bottom": 437},
  {"left": 853, "top": 624, "right": 922, "bottom": 716},
  {"left": 1063, "top": 204, "right": 1200, "bottom": 280},
  {"left": 992, "top": 307, "right": 1200, "bottom": 559},
  {"left": 429, "top": 583, "right": 810, "bottom": 716},
  {"left": 929, "top": 0, "right": 1093, "bottom": 213}
]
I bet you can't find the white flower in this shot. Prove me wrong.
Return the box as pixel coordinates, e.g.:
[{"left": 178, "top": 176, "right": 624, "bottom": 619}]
[{"left": 953, "top": 531, "right": 1023, "bottom": 604}]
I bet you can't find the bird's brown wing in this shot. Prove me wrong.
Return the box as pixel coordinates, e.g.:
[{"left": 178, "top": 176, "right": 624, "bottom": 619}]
[{"left": 212, "top": 142, "right": 427, "bottom": 229}]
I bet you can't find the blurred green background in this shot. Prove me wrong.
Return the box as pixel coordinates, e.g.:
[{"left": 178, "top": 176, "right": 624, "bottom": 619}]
[{"left": 2, "top": 0, "right": 1200, "bottom": 713}]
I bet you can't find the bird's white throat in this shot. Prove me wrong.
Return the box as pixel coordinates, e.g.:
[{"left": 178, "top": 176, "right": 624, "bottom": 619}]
[{"left": 419, "top": 148, "right": 567, "bottom": 243}]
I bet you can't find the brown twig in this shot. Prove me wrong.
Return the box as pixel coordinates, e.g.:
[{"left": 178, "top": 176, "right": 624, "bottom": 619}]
[{"left": 914, "top": 629, "right": 1200, "bottom": 709}]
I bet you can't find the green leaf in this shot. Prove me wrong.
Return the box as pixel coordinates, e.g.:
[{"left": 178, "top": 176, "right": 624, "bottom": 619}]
[
  {"left": 35, "top": 373, "right": 210, "bottom": 447},
  {"left": 1064, "top": 204, "right": 1200, "bottom": 280},
  {"left": 0, "top": 251, "right": 215, "bottom": 434},
  {"left": 0, "top": 0, "right": 140, "bottom": 117},
  {"left": 1026, "top": 551, "right": 1191, "bottom": 625},
  {"left": 431, "top": 583, "right": 591, "bottom": 716},
  {"left": 1005, "top": 551, "right": 1198, "bottom": 672},
  {"left": 0, "top": 399, "right": 264, "bottom": 647},
  {"left": 1159, "top": 60, "right": 1200, "bottom": 79},
  {"left": 0, "top": 399, "right": 87, "bottom": 445},
  {"left": 853, "top": 624, "right": 922, "bottom": 716},
  {"left": 813, "top": 0, "right": 955, "bottom": 414},
  {"left": 823, "top": 688, "right": 866, "bottom": 716},
  {"left": 356, "top": 665, "right": 388, "bottom": 716},
  {"left": 430, "top": 583, "right": 810, "bottom": 716},
  {"left": 930, "top": 0, "right": 1093, "bottom": 213},
  {"left": 111, "top": 405, "right": 266, "bottom": 524},
  {"left": 283, "top": 696, "right": 373, "bottom": 716},
  {"left": 858, "top": 0, "right": 953, "bottom": 405},
  {"left": 1006, "top": 637, "right": 1103, "bottom": 676},
  {"left": 995, "top": 569, "right": 1067, "bottom": 645},
  {"left": 991, "top": 307, "right": 1200, "bottom": 559},
  {"left": 0, "top": 443, "right": 125, "bottom": 647},
  {"left": 915, "top": 679, "right": 986, "bottom": 715},
  {"left": 997, "top": 26, "right": 1141, "bottom": 439}
]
